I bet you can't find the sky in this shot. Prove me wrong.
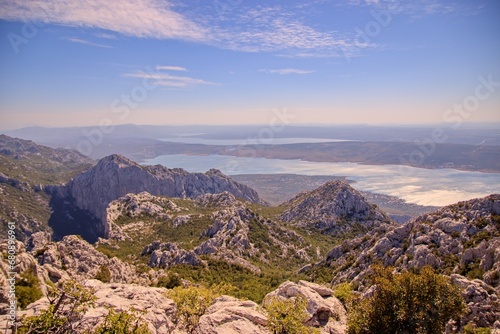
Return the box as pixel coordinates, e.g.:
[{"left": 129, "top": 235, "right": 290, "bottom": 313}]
[{"left": 0, "top": 0, "right": 499, "bottom": 129}]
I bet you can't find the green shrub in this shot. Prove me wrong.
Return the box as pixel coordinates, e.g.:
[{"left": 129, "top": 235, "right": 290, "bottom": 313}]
[
  {"left": 157, "top": 273, "right": 182, "bottom": 289},
  {"left": 464, "top": 323, "right": 492, "bottom": 334},
  {"left": 333, "top": 282, "right": 354, "bottom": 306},
  {"left": 264, "top": 295, "right": 319, "bottom": 334},
  {"left": 95, "top": 265, "right": 112, "bottom": 283},
  {"left": 18, "top": 280, "right": 96, "bottom": 334},
  {"left": 167, "top": 283, "right": 231, "bottom": 333},
  {"left": 347, "top": 265, "right": 466, "bottom": 334},
  {"left": 15, "top": 268, "right": 43, "bottom": 309},
  {"left": 92, "top": 308, "right": 151, "bottom": 334}
]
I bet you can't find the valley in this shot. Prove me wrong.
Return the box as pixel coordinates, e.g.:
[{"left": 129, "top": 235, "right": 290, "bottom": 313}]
[{"left": 0, "top": 134, "right": 499, "bottom": 333}]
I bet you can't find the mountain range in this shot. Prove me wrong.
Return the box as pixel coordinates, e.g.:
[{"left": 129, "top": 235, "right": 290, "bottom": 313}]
[{"left": 0, "top": 134, "right": 498, "bottom": 333}]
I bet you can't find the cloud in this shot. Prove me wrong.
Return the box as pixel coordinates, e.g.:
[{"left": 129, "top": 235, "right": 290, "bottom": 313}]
[
  {"left": 155, "top": 66, "right": 187, "bottom": 71},
  {"left": 0, "top": 0, "right": 208, "bottom": 41},
  {"left": 1, "top": 0, "right": 477, "bottom": 58},
  {"left": 345, "top": 0, "right": 482, "bottom": 18},
  {"left": 260, "top": 68, "right": 315, "bottom": 75},
  {"left": 123, "top": 68, "right": 215, "bottom": 88},
  {"left": 64, "top": 37, "right": 112, "bottom": 48},
  {"left": 211, "top": 6, "right": 354, "bottom": 55}
]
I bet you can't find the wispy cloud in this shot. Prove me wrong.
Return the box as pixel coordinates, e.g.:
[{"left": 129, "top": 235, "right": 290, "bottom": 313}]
[
  {"left": 0, "top": 0, "right": 480, "bottom": 58},
  {"left": 0, "top": 0, "right": 208, "bottom": 41},
  {"left": 124, "top": 68, "right": 215, "bottom": 88},
  {"left": 344, "top": 0, "right": 484, "bottom": 18},
  {"left": 260, "top": 68, "right": 315, "bottom": 75},
  {"left": 64, "top": 37, "right": 112, "bottom": 48},
  {"left": 155, "top": 66, "right": 187, "bottom": 72},
  {"left": 211, "top": 6, "right": 354, "bottom": 56},
  {"left": 94, "top": 32, "right": 117, "bottom": 40}
]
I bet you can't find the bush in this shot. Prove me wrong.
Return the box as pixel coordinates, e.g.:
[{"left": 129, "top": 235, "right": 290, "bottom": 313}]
[
  {"left": 95, "top": 265, "right": 112, "bottom": 283},
  {"left": 18, "top": 280, "right": 96, "bottom": 334},
  {"left": 157, "top": 273, "right": 182, "bottom": 289},
  {"left": 347, "top": 265, "right": 466, "bottom": 334},
  {"left": 463, "top": 323, "right": 492, "bottom": 334},
  {"left": 15, "top": 268, "right": 43, "bottom": 309},
  {"left": 167, "top": 283, "right": 231, "bottom": 333},
  {"left": 333, "top": 282, "right": 354, "bottom": 306},
  {"left": 264, "top": 295, "right": 319, "bottom": 334},
  {"left": 92, "top": 308, "right": 151, "bottom": 334}
]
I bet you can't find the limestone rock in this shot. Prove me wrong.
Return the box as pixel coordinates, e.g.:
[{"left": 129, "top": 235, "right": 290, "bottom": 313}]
[
  {"left": 58, "top": 154, "right": 265, "bottom": 240},
  {"left": 281, "top": 180, "right": 391, "bottom": 236},
  {"left": 263, "top": 280, "right": 347, "bottom": 334},
  {"left": 142, "top": 241, "right": 202, "bottom": 268},
  {"left": 196, "top": 295, "right": 269, "bottom": 334}
]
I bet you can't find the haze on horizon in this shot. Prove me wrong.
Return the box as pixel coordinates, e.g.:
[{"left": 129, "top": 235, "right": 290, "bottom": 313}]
[{"left": 0, "top": 0, "right": 499, "bottom": 130}]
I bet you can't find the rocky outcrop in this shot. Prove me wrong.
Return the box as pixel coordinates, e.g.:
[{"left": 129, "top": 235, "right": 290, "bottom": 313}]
[
  {"left": 142, "top": 242, "right": 202, "bottom": 269},
  {"left": 317, "top": 194, "right": 500, "bottom": 330},
  {"left": 196, "top": 192, "right": 240, "bottom": 208},
  {"left": 451, "top": 274, "right": 500, "bottom": 329},
  {"left": 196, "top": 296, "right": 269, "bottom": 334},
  {"left": 35, "top": 235, "right": 142, "bottom": 284},
  {"left": 12, "top": 280, "right": 178, "bottom": 334},
  {"left": 56, "top": 154, "right": 265, "bottom": 240},
  {"left": 281, "top": 180, "right": 391, "bottom": 235},
  {"left": 263, "top": 280, "right": 347, "bottom": 334}
]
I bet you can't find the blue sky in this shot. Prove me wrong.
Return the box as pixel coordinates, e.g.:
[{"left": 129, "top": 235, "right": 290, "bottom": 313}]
[{"left": 0, "top": 0, "right": 499, "bottom": 129}]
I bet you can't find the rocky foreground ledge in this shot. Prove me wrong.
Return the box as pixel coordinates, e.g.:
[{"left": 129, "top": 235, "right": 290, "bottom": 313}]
[{"left": 0, "top": 234, "right": 346, "bottom": 334}]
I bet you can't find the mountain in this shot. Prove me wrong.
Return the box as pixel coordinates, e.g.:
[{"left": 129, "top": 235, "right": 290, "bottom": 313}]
[
  {"left": 1, "top": 135, "right": 499, "bottom": 333},
  {"left": 0, "top": 135, "right": 94, "bottom": 241},
  {"left": 307, "top": 194, "right": 500, "bottom": 329},
  {"left": 49, "top": 154, "right": 266, "bottom": 242},
  {"left": 280, "top": 180, "right": 392, "bottom": 237}
]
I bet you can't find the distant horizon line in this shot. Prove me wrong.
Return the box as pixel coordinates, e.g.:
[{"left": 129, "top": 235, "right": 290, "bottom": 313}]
[{"left": 2, "top": 121, "right": 500, "bottom": 132}]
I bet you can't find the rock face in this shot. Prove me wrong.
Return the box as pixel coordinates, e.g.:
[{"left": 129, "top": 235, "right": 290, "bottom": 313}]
[
  {"left": 281, "top": 180, "right": 391, "bottom": 235},
  {"left": 0, "top": 135, "right": 94, "bottom": 241},
  {"left": 318, "top": 194, "right": 500, "bottom": 330},
  {"left": 13, "top": 280, "right": 178, "bottom": 334},
  {"left": 36, "top": 234, "right": 141, "bottom": 284},
  {"left": 263, "top": 280, "right": 347, "bottom": 334},
  {"left": 196, "top": 296, "right": 269, "bottom": 334},
  {"left": 138, "top": 193, "right": 310, "bottom": 274},
  {"left": 54, "top": 154, "right": 265, "bottom": 241},
  {"left": 142, "top": 241, "right": 202, "bottom": 268}
]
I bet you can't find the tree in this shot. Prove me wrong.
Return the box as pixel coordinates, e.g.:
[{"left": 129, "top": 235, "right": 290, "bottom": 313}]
[
  {"left": 347, "top": 265, "right": 467, "bottom": 334},
  {"left": 264, "top": 295, "right": 319, "bottom": 334},
  {"left": 17, "top": 280, "right": 152, "bottom": 334},
  {"left": 17, "top": 280, "right": 96, "bottom": 334}
]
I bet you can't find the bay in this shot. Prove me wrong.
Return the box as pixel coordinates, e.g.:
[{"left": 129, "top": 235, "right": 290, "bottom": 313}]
[{"left": 142, "top": 154, "right": 500, "bottom": 207}]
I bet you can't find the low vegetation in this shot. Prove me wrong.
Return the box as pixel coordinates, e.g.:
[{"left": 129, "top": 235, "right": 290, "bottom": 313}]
[
  {"left": 167, "top": 283, "right": 232, "bottom": 333},
  {"left": 347, "top": 265, "right": 467, "bottom": 334},
  {"left": 264, "top": 295, "right": 320, "bottom": 334},
  {"left": 17, "top": 280, "right": 151, "bottom": 334}
]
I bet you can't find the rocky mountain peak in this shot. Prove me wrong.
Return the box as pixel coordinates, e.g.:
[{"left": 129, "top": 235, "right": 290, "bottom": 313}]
[
  {"left": 53, "top": 154, "right": 265, "bottom": 242},
  {"left": 95, "top": 154, "right": 137, "bottom": 168},
  {"left": 280, "top": 180, "right": 391, "bottom": 234}
]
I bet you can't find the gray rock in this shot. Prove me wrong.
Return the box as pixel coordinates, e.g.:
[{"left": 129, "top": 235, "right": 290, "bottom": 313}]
[
  {"left": 263, "top": 280, "right": 347, "bottom": 334},
  {"left": 60, "top": 154, "right": 265, "bottom": 239},
  {"left": 196, "top": 296, "right": 269, "bottom": 334}
]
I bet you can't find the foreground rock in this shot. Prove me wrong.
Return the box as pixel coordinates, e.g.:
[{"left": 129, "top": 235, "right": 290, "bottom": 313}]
[
  {"left": 317, "top": 194, "right": 500, "bottom": 330},
  {"left": 196, "top": 296, "right": 269, "bottom": 334},
  {"left": 264, "top": 280, "right": 347, "bottom": 334}
]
